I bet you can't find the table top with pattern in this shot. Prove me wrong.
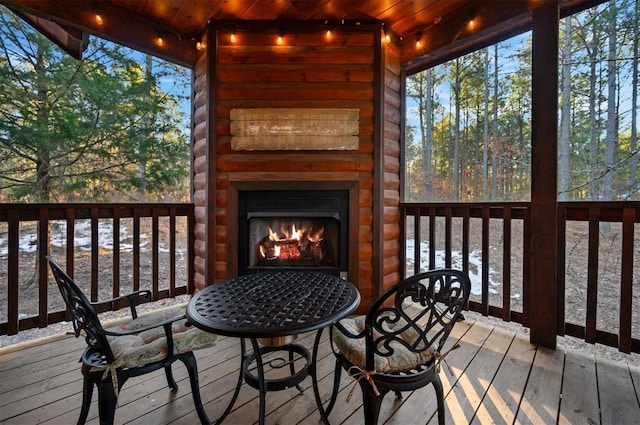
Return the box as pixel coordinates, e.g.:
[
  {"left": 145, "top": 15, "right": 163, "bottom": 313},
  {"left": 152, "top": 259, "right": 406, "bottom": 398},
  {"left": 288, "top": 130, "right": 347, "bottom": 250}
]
[{"left": 186, "top": 271, "right": 361, "bottom": 339}]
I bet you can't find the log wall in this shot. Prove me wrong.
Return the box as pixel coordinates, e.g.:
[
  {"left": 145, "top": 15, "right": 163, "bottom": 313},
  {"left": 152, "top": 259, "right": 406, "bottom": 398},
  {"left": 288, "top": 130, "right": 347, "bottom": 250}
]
[{"left": 192, "top": 21, "right": 402, "bottom": 308}]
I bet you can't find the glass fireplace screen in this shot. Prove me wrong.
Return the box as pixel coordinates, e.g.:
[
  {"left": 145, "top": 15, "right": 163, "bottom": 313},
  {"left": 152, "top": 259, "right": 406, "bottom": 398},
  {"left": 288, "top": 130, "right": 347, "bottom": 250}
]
[{"left": 247, "top": 214, "right": 340, "bottom": 269}]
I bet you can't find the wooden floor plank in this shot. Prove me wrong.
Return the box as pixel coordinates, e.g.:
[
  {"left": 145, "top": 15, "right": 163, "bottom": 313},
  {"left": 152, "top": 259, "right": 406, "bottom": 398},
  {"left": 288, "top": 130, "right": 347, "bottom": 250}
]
[
  {"left": 558, "top": 350, "right": 599, "bottom": 425},
  {"left": 597, "top": 357, "right": 640, "bottom": 425},
  {"left": 2, "top": 319, "right": 640, "bottom": 425},
  {"left": 514, "top": 346, "right": 564, "bottom": 425},
  {"left": 435, "top": 326, "right": 516, "bottom": 424},
  {"left": 471, "top": 329, "right": 537, "bottom": 425},
  {"left": 382, "top": 319, "right": 490, "bottom": 425}
]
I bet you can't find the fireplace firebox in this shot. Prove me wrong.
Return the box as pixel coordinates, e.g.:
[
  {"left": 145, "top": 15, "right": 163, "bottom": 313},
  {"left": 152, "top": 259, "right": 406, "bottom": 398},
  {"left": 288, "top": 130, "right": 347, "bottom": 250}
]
[{"left": 238, "top": 190, "right": 349, "bottom": 276}]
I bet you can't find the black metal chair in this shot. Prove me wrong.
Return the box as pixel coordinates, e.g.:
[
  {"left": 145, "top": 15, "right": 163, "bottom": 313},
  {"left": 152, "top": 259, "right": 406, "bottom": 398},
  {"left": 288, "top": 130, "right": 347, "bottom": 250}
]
[
  {"left": 46, "top": 256, "right": 217, "bottom": 425},
  {"left": 327, "top": 269, "right": 471, "bottom": 425}
]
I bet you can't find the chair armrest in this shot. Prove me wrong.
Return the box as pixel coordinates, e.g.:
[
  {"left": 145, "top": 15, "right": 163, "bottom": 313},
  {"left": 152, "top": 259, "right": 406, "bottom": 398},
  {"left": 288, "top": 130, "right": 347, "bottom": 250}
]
[
  {"left": 102, "top": 313, "right": 186, "bottom": 337},
  {"left": 91, "top": 290, "right": 152, "bottom": 319}
]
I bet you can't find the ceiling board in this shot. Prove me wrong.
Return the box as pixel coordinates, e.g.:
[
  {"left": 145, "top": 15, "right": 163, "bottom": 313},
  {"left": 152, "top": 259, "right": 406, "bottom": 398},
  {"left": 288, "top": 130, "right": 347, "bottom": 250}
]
[{"left": 0, "top": 0, "right": 604, "bottom": 67}]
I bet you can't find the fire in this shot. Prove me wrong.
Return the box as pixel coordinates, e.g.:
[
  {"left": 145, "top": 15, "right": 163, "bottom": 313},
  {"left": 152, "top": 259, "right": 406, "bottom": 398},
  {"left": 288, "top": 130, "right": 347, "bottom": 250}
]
[{"left": 258, "top": 222, "right": 324, "bottom": 263}]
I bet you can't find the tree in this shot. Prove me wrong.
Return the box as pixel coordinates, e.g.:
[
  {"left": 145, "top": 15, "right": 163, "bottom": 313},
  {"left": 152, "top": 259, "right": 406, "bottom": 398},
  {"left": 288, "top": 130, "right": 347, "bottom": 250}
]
[
  {"left": 0, "top": 7, "right": 190, "bottom": 202},
  {"left": 604, "top": 0, "right": 618, "bottom": 201},
  {"left": 559, "top": 16, "right": 573, "bottom": 201}
]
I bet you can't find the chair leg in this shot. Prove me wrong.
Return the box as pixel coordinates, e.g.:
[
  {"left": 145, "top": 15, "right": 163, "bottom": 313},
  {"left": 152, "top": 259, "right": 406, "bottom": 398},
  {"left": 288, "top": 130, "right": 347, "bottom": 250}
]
[
  {"left": 95, "top": 377, "right": 119, "bottom": 425},
  {"left": 432, "top": 375, "right": 445, "bottom": 425},
  {"left": 180, "top": 353, "right": 211, "bottom": 425},
  {"left": 77, "top": 377, "right": 93, "bottom": 425},
  {"left": 360, "top": 381, "right": 389, "bottom": 425},
  {"left": 165, "top": 365, "right": 178, "bottom": 390}
]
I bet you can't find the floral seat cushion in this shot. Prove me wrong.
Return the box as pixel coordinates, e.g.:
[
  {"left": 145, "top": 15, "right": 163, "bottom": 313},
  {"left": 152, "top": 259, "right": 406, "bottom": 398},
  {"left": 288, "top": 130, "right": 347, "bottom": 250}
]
[
  {"left": 105, "top": 306, "right": 217, "bottom": 369},
  {"left": 333, "top": 316, "right": 436, "bottom": 374}
]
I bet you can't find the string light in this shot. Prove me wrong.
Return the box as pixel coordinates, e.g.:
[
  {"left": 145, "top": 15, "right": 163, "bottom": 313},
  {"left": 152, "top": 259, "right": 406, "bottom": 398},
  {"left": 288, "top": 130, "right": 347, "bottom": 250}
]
[
  {"left": 324, "top": 20, "right": 332, "bottom": 40},
  {"left": 95, "top": 14, "right": 103, "bottom": 26},
  {"left": 196, "top": 41, "right": 203, "bottom": 50},
  {"left": 156, "top": 36, "right": 164, "bottom": 47},
  {"left": 415, "top": 32, "right": 423, "bottom": 49},
  {"left": 276, "top": 33, "right": 284, "bottom": 45},
  {"left": 468, "top": 18, "right": 477, "bottom": 31},
  {"left": 230, "top": 32, "right": 237, "bottom": 43},
  {"left": 382, "top": 23, "right": 390, "bottom": 44}
]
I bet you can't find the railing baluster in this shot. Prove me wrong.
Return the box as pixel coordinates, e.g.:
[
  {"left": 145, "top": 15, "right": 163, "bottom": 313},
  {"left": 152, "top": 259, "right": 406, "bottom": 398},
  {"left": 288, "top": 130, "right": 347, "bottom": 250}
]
[
  {"left": 462, "top": 207, "right": 469, "bottom": 277},
  {"left": 169, "top": 206, "right": 177, "bottom": 297},
  {"left": 619, "top": 207, "right": 635, "bottom": 353},
  {"left": 113, "top": 207, "right": 120, "bottom": 298},
  {"left": 133, "top": 209, "right": 141, "bottom": 292},
  {"left": 502, "top": 206, "right": 512, "bottom": 322},
  {"left": 445, "top": 207, "right": 452, "bottom": 268},
  {"left": 481, "top": 206, "right": 490, "bottom": 316},
  {"left": 522, "top": 205, "right": 531, "bottom": 328},
  {"left": 91, "top": 207, "right": 99, "bottom": 302},
  {"left": 557, "top": 206, "right": 566, "bottom": 336},
  {"left": 152, "top": 208, "right": 159, "bottom": 301},
  {"left": 428, "top": 207, "right": 435, "bottom": 269},
  {"left": 65, "top": 208, "right": 75, "bottom": 278},
  {"left": 38, "top": 207, "right": 49, "bottom": 328},
  {"left": 413, "top": 207, "right": 420, "bottom": 275},
  {"left": 585, "top": 208, "right": 600, "bottom": 344},
  {"left": 7, "top": 209, "right": 19, "bottom": 335}
]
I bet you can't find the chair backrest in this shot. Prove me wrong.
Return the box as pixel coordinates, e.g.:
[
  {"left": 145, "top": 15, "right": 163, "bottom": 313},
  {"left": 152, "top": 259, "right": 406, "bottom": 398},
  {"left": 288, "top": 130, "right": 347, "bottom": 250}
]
[
  {"left": 364, "top": 269, "right": 471, "bottom": 371},
  {"left": 47, "top": 256, "right": 116, "bottom": 361}
]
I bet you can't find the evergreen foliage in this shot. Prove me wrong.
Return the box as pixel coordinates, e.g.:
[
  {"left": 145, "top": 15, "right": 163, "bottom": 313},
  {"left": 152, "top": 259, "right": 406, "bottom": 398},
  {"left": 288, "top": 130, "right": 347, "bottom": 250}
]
[{"left": 0, "top": 7, "right": 191, "bottom": 202}]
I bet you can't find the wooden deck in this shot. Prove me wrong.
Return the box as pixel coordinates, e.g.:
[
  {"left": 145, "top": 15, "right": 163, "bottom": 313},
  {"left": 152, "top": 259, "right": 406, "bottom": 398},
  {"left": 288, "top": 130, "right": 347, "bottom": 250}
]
[{"left": 1, "top": 318, "right": 639, "bottom": 425}]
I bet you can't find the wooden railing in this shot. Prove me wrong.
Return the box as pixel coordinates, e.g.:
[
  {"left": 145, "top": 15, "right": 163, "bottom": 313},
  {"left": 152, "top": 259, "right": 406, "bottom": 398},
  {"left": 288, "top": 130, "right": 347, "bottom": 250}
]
[
  {"left": 401, "top": 201, "right": 640, "bottom": 354},
  {"left": 0, "top": 203, "right": 194, "bottom": 336}
]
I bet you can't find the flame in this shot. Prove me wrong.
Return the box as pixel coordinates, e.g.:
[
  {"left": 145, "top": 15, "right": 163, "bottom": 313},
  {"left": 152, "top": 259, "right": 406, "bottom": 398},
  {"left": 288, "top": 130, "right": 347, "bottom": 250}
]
[{"left": 259, "top": 222, "right": 325, "bottom": 261}]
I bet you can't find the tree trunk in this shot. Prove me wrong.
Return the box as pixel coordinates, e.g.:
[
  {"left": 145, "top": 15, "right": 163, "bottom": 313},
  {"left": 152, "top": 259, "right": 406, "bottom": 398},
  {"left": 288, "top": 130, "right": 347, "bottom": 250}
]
[
  {"left": 629, "top": 0, "right": 639, "bottom": 198},
  {"left": 453, "top": 59, "right": 461, "bottom": 202},
  {"left": 483, "top": 47, "right": 490, "bottom": 200},
  {"left": 588, "top": 10, "right": 601, "bottom": 200},
  {"left": 603, "top": 0, "right": 617, "bottom": 203},
  {"left": 35, "top": 46, "right": 51, "bottom": 202},
  {"left": 559, "top": 16, "right": 572, "bottom": 201},
  {"left": 425, "top": 70, "right": 433, "bottom": 197},
  {"left": 491, "top": 45, "right": 499, "bottom": 200}
]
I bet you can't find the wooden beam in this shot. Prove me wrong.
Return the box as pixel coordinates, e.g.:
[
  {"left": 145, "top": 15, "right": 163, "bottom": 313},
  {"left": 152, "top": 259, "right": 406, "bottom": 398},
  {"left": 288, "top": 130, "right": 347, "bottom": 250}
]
[
  {"left": 402, "top": 1, "right": 533, "bottom": 69},
  {"left": 2, "top": 0, "right": 196, "bottom": 67},
  {"left": 529, "top": 0, "right": 559, "bottom": 350},
  {"left": 12, "top": 10, "right": 88, "bottom": 60}
]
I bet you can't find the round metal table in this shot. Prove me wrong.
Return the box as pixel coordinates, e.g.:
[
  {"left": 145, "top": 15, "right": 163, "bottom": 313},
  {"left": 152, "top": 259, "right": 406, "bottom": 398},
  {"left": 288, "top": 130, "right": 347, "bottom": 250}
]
[{"left": 186, "top": 271, "right": 360, "bottom": 425}]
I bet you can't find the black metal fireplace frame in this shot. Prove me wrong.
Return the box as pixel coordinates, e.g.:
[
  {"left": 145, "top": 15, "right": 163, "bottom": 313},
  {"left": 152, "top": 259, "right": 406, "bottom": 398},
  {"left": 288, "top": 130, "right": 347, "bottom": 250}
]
[{"left": 237, "top": 189, "right": 349, "bottom": 276}]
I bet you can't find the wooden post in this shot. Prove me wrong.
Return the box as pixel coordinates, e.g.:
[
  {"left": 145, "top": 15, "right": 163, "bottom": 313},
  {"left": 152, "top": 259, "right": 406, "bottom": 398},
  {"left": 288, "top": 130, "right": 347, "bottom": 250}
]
[{"left": 529, "top": 0, "right": 559, "bottom": 349}]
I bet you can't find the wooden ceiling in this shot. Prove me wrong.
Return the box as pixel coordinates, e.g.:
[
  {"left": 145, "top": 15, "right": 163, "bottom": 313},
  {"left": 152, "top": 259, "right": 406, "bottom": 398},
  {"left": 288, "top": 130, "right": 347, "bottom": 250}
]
[{"left": 1, "top": 0, "right": 600, "bottom": 68}]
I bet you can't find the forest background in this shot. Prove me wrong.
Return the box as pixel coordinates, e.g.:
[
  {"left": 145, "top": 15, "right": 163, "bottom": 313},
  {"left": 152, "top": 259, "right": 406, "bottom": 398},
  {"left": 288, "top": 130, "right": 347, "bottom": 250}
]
[
  {"left": 405, "top": 0, "right": 639, "bottom": 204},
  {"left": 0, "top": 7, "right": 191, "bottom": 203}
]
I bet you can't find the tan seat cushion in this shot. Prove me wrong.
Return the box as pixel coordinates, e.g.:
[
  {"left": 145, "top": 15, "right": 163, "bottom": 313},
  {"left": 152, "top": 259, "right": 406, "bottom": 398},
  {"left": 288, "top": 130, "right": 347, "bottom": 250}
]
[
  {"left": 333, "top": 316, "right": 436, "bottom": 373},
  {"left": 105, "top": 306, "right": 217, "bottom": 369}
]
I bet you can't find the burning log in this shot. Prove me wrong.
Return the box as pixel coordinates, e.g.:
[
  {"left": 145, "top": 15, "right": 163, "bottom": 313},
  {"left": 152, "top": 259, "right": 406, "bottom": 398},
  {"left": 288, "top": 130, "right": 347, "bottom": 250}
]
[{"left": 257, "top": 224, "right": 324, "bottom": 265}]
